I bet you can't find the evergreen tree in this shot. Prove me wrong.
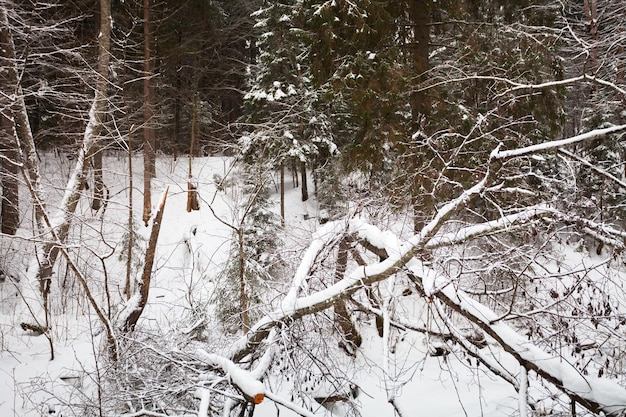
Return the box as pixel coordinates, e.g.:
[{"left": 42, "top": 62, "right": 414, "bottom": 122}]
[
  {"left": 242, "top": 0, "right": 336, "bottom": 207},
  {"left": 305, "top": 1, "right": 565, "bottom": 225},
  {"left": 557, "top": 0, "right": 626, "bottom": 226},
  {"left": 215, "top": 165, "right": 282, "bottom": 333}
]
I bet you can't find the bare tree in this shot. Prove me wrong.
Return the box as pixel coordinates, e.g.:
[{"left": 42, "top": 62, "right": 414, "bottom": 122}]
[{"left": 1, "top": 0, "right": 115, "bottom": 358}]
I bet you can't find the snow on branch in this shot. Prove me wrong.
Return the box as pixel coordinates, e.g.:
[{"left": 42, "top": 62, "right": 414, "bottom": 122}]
[
  {"left": 559, "top": 148, "right": 626, "bottom": 190},
  {"left": 431, "top": 297, "right": 520, "bottom": 392},
  {"left": 197, "top": 349, "right": 265, "bottom": 405},
  {"left": 554, "top": 212, "right": 626, "bottom": 250},
  {"left": 198, "top": 343, "right": 323, "bottom": 416},
  {"left": 230, "top": 157, "right": 551, "bottom": 361},
  {"left": 493, "top": 124, "right": 626, "bottom": 160},
  {"left": 421, "top": 265, "right": 626, "bottom": 416},
  {"left": 409, "top": 174, "right": 490, "bottom": 247},
  {"left": 420, "top": 73, "right": 626, "bottom": 100},
  {"left": 230, "top": 190, "right": 549, "bottom": 363},
  {"left": 235, "top": 199, "right": 626, "bottom": 414},
  {"left": 263, "top": 391, "right": 321, "bottom": 417},
  {"left": 281, "top": 220, "right": 346, "bottom": 310},
  {"left": 358, "top": 220, "right": 626, "bottom": 415},
  {"left": 498, "top": 73, "right": 626, "bottom": 99},
  {"left": 423, "top": 206, "right": 553, "bottom": 250}
]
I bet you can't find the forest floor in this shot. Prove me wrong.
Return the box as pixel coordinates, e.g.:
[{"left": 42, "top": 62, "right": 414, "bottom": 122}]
[{"left": 0, "top": 152, "right": 566, "bottom": 416}]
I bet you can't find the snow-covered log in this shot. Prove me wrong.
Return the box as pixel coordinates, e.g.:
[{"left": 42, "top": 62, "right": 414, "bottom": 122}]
[
  {"left": 231, "top": 205, "right": 552, "bottom": 362},
  {"left": 227, "top": 132, "right": 626, "bottom": 415},
  {"left": 197, "top": 349, "right": 265, "bottom": 405},
  {"left": 417, "top": 260, "right": 626, "bottom": 416}
]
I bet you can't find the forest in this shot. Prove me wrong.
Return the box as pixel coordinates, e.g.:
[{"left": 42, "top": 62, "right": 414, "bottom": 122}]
[{"left": 1, "top": 0, "right": 626, "bottom": 416}]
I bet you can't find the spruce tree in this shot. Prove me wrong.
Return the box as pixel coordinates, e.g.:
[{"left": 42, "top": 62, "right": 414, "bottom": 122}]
[{"left": 242, "top": 1, "right": 336, "bottom": 207}]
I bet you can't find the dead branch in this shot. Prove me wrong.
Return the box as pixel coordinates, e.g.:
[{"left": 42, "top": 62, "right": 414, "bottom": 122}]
[{"left": 122, "top": 187, "right": 169, "bottom": 332}]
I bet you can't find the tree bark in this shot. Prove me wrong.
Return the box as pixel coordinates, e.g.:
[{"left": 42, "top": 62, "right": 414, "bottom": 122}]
[
  {"left": 91, "top": 143, "right": 104, "bottom": 211},
  {"left": 123, "top": 187, "right": 168, "bottom": 331},
  {"left": 292, "top": 161, "right": 298, "bottom": 188},
  {"left": 280, "top": 163, "right": 285, "bottom": 226},
  {"left": 125, "top": 126, "right": 134, "bottom": 299},
  {"left": 0, "top": 16, "right": 19, "bottom": 235},
  {"left": 408, "top": 0, "right": 433, "bottom": 233},
  {"left": 187, "top": 93, "right": 199, "bottom": 212},
  {"left": 142, "top": 0, "right": 155, "bottom": 225},
  {"left": 334, "top": 237, "right": 362, "bottom": 354},
  {"left": 0, "top": 113, "right": 19, "bottom": 235},
  {"left": 300, "top": 161, "right": 308, "bottom": 202}
]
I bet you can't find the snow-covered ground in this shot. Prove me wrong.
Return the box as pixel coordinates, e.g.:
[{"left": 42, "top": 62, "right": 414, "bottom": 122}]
[{"left": 0, "top": 152, "right": 622, "bottom": 416}]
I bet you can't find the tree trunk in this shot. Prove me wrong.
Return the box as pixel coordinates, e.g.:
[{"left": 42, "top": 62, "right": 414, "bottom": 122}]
[
  {"left": 280, "top": 163, "right": 285, "bottom": 226},
  {"left": 300, "top": 161, "right": 308, "bottom": 202},
  {"left": 408, "top": 0, "right": 432, "bottom": 233},
  {"left": 187, "top": 93, "right": 199, "bottom": 212},
  {"left": 142, "top": 0, "right": 155, "bottom": 225},
  {"left": 91, "top": 143, "right": 104, "bottom": 211},
  {"left": 125, "top": 126, "right": 134, "bottom": 299},
  {"left": 0, "top": 113, "right": 19, "bottom": 235},
  {"left": 334, "top": 237, "right": 362, "bottom": 355},
  {"left": 0, "top": 21, "right": 19, "bottom": 235},
  {"left": 292, "top": 161, "right": 298, "bottom": 188},
  {"left": 36, "top": 0, "right": 112, "bottom": 294},
  {"left": 238, "top": 228, "right": 249, "bottom": 332},
  {"left": 0, "top": 5, "right": 45, "bottom": 232},
  {"left": 584, "top": 0, "right": 598, "bottom": 73},
  {"left": 123, "top": 187, "right": 168, "bottom": 331}
]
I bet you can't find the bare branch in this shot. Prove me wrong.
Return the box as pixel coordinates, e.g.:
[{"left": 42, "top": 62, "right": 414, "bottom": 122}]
[{"left": 493, "top": 125, "right": 626, "bottom": 160}]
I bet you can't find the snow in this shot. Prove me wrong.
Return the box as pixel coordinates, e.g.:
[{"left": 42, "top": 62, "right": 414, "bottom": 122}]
[
  {"left": 196, "top": 388, "right": 211, "bottom": 417},
  {"left": 494, "top": 124, "right": 626, "bottom": 160},
  {"left": 197, "top": 349, "right": 265, "bottom": 402},
  {"left": 414, "top": 259, "right": 626, "bottom": 416},
  {"left": 2, "top": 152, "right": 626, "bottom": 417}
]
